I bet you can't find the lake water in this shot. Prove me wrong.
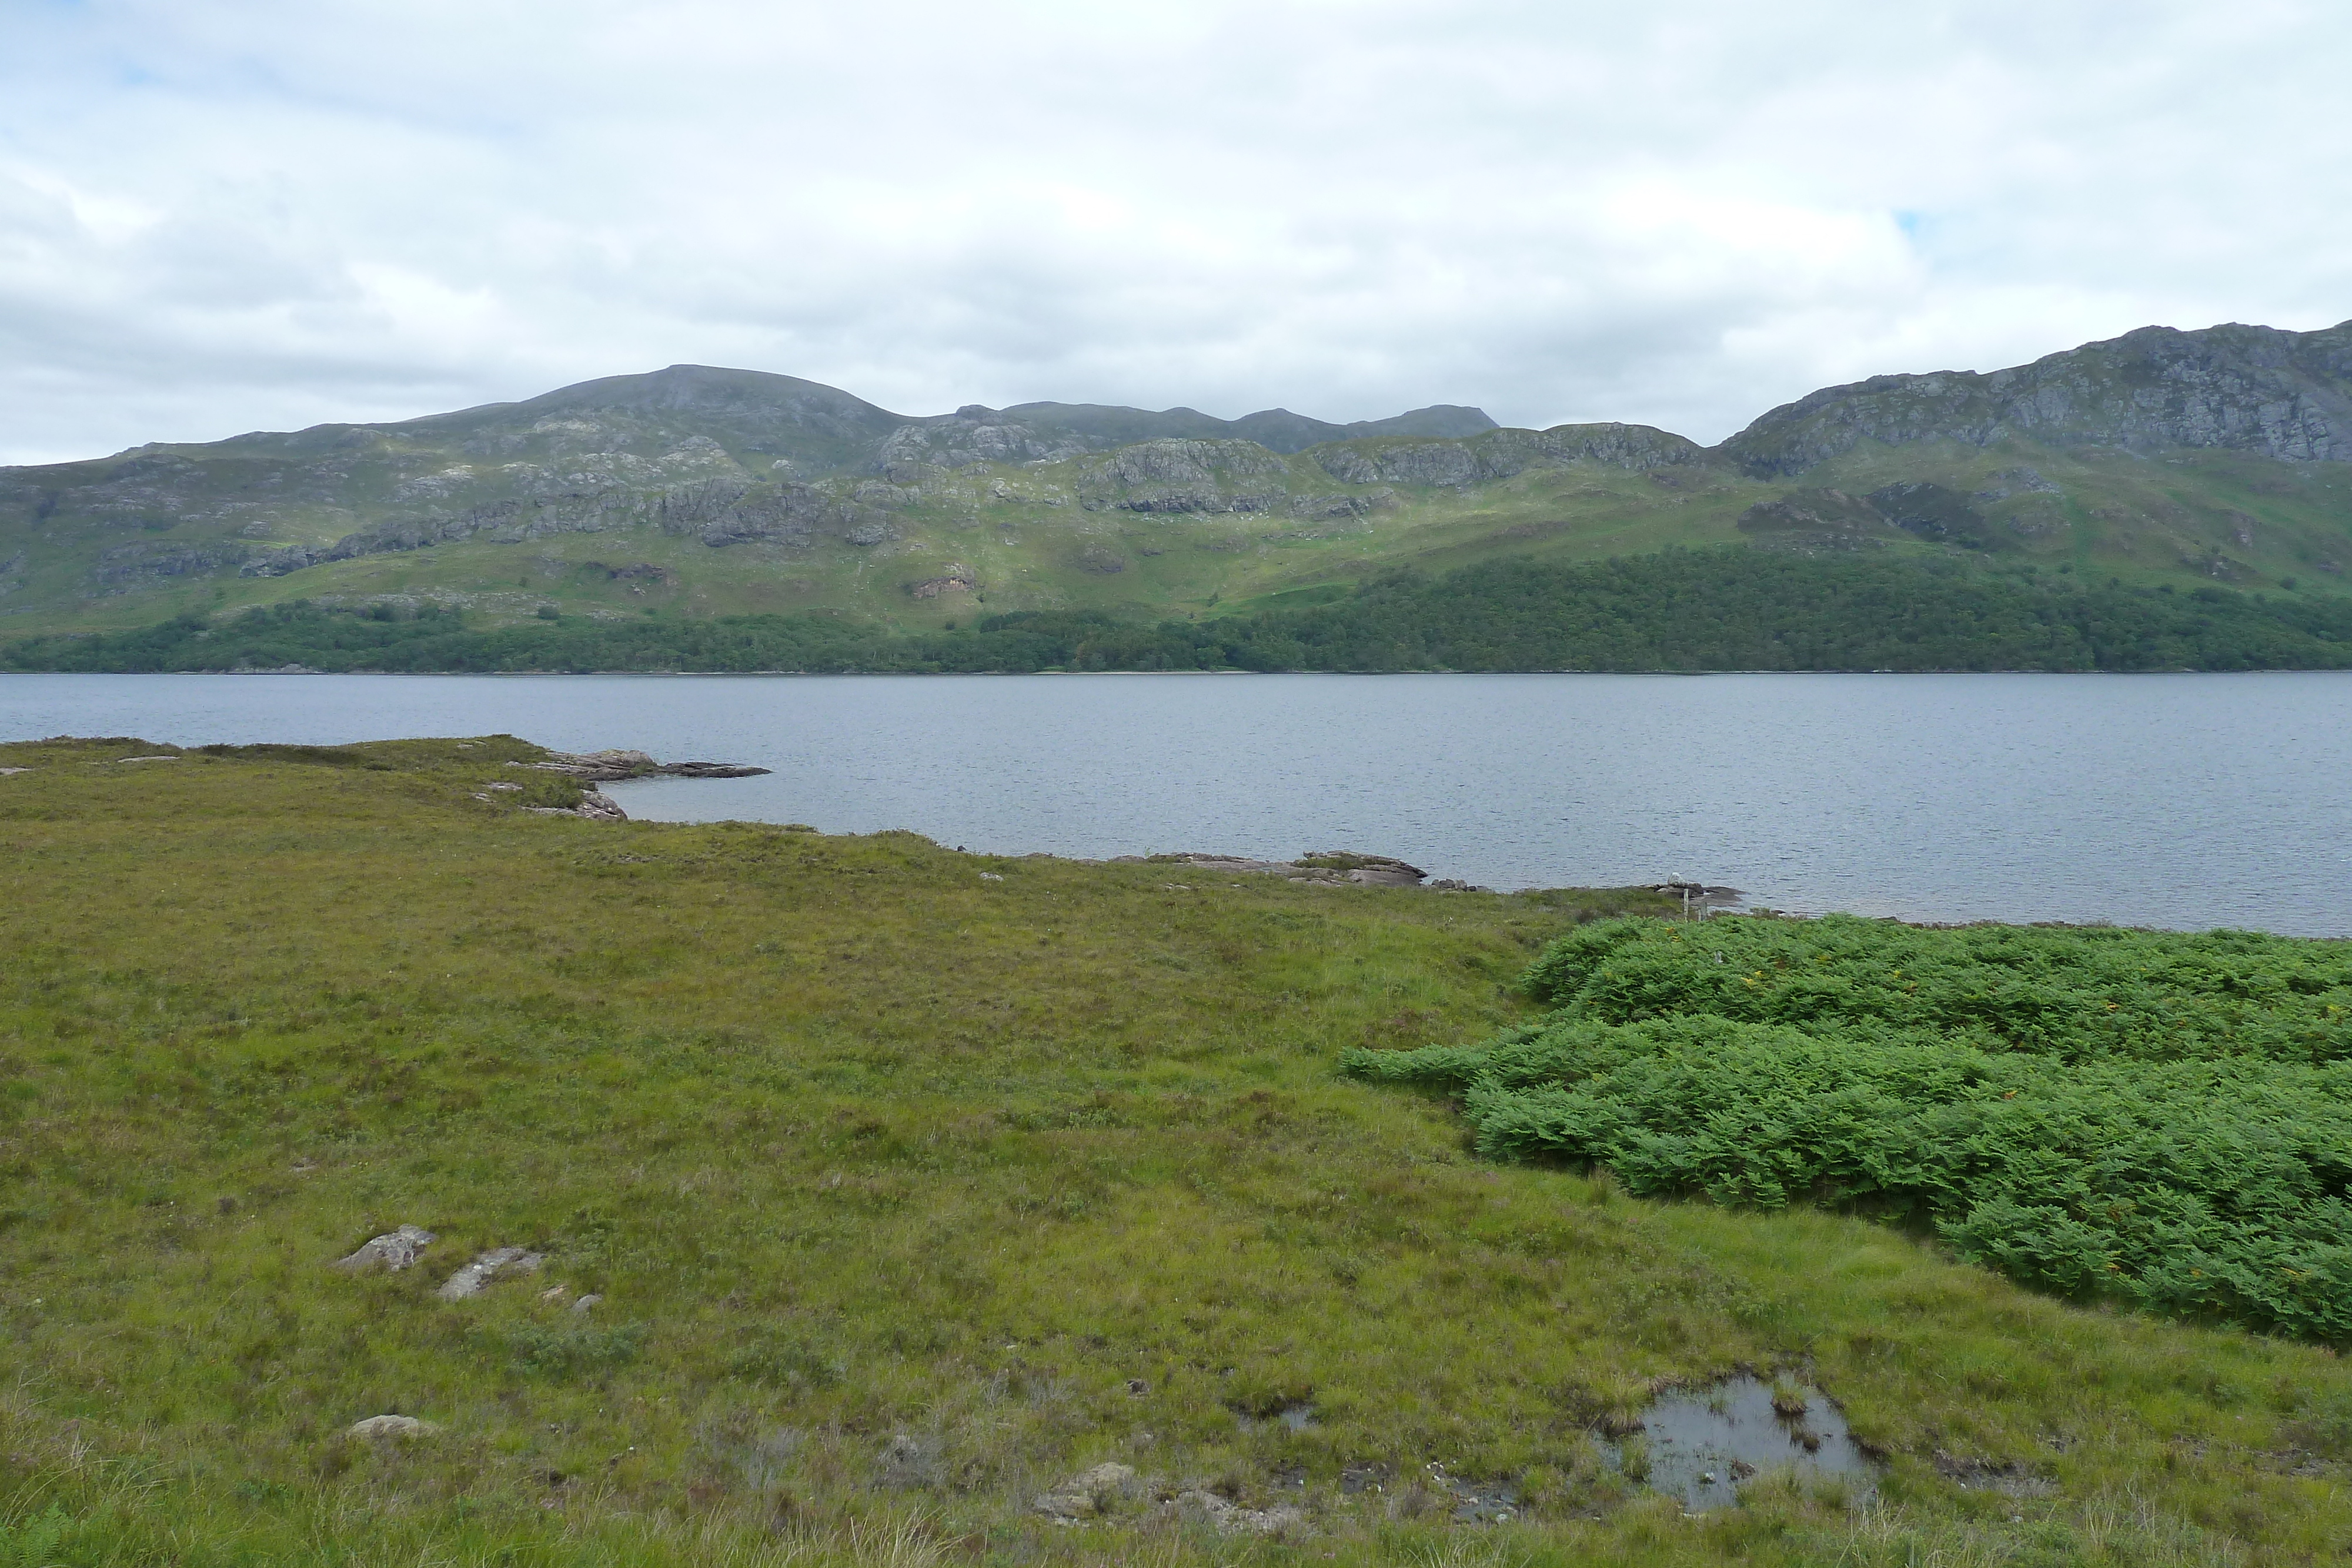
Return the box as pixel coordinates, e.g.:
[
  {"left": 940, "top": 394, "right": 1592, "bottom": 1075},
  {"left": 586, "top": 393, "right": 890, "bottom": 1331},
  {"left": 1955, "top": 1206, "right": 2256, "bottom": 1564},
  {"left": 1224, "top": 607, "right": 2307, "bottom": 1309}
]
[{"left": 4, "top": 671, "right": 2348, "bottom": 937}]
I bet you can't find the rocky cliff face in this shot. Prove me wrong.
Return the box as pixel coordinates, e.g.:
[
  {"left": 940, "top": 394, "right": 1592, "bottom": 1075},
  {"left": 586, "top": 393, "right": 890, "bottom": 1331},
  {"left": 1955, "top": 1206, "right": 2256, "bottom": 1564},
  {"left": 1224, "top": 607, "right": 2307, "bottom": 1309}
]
[
  {"left": 1317, "top": 423, "right": 1706, "bottom": 486},
  {"left": 1719, "top": 321, "right": 2352, "bottom": 477}
]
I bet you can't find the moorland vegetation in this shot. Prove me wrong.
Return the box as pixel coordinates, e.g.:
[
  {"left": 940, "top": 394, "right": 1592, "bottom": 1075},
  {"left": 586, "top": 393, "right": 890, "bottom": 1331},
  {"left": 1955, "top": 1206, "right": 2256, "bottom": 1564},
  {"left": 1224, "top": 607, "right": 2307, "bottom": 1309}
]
[
  {"left": 9, "top": 549, "right": 2352, "bottom": 673},
  {"left": 1, "top": 737, "right": 2350, "bottom": 1566},
  {"left": 1346, "top": 915, "right": 2352, "bottom": 1340}
]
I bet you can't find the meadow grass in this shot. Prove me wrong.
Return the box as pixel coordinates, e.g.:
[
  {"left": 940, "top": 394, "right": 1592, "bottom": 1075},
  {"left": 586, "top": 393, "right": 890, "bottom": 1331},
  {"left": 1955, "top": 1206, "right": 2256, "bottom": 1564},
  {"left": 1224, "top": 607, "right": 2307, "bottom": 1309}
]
[{"left": 0, "top": 735, "right": 2347, "bottom": 1565}]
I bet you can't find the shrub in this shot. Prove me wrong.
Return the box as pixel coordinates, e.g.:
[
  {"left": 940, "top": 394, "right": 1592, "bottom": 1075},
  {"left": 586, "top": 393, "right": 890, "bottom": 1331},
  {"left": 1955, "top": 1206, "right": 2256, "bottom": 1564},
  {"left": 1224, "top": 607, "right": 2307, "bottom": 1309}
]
[{"left": 1347, "top": 917, "right": 2352, "bottom": 1340}]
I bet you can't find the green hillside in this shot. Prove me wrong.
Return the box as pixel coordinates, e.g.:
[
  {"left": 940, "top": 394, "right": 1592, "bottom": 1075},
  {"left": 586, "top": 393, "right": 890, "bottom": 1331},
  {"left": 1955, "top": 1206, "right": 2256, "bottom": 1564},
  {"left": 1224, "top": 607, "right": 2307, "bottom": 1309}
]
[
  {"left": 12, "top": 550, "right": 2351, "bottom": 674},
  {"left": 4, "top": 322, "right": 2348, "bottom": 651},
  {"left": 3, "top": 736, "right": 2348, "bottom": 1565}
]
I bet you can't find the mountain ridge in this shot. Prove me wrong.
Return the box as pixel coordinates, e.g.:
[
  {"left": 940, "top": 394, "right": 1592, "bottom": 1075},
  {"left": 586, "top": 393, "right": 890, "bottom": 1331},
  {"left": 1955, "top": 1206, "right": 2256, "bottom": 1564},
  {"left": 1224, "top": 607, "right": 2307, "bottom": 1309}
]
[{"left": 3, "top": 319, "right": 2348, "bottom": 640}]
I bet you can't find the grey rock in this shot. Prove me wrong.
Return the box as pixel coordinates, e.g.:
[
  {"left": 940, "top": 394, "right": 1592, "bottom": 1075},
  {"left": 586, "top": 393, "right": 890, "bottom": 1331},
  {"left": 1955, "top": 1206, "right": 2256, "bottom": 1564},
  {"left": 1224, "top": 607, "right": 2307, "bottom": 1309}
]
[
  {"left": 573, "top": 790, "right": 627, "bottom": 822},
  {"left": 1033, "top": 1462, "right": 1138, "bottom": 1521},
  {"left": 1170, "top": 1489, "right": 1309, "bottom": 1536},
  {"left": 1314, "top": 422, "right": 1706, "bottom": 487},
  {"left": 1125, "top": 851, "right": 1428, "bottom": 887},
  {"left": 570, "top": 1293, "right": 603, "bottom": 1315},
  {"left": 567, "top": 748, "right": 659, "bottom": 772},
  {"left": 657, "top": 761, "right": 770, "bottom": 778},
  {"left": 435, "top": 1246, "right": 545, "bottom": 1301},
  {"left": 907, "top": 564, "right": 977, "bottom": 599},
  {"left": 333, "top": 1224, "right": 436, "bottom": 1273},
  {"left": 513, "top": 750, "right": 769, "bottom": 782},
  {"left": 346, "top": 1415, "right": 437, "bottom": 1440}
]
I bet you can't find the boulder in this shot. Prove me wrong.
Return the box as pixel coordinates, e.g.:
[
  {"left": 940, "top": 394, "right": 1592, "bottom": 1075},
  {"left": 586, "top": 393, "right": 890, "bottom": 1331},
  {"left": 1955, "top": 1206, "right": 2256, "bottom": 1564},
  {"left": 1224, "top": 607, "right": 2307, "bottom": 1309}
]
[
  {"left": 574, "top": 790, "right": 629, "bottom": 822},
  {"left": 346, "top": 1415, "right": 437, "bottom": 1440},
  {"left": 333, "top": 1225, "right": 435, "bottom": 1273}
]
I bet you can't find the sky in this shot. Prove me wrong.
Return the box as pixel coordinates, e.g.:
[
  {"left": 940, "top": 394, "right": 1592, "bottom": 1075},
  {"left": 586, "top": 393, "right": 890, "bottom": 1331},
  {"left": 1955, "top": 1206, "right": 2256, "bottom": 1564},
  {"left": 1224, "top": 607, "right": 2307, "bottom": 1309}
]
[{"left": 1, "top": 0, "right": 2346, "bottom": 466}]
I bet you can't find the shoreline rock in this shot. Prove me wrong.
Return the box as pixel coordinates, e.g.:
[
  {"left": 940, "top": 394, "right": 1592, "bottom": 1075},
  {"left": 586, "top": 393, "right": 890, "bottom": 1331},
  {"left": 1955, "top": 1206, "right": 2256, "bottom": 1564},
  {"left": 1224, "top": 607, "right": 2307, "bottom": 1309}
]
[
  {"left": 1120, "top": 850, "right": 1436, "bottom": 888},
  {"left": 509, "top": 748, "right": 771, "bottom": 782}
]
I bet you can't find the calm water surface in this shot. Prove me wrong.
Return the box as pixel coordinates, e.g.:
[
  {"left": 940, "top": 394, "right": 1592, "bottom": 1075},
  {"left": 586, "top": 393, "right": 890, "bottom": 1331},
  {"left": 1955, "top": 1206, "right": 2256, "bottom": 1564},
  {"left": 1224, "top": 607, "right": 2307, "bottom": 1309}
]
[{"left": 4, "top": 671, "right": 2348, "bottom": 935}]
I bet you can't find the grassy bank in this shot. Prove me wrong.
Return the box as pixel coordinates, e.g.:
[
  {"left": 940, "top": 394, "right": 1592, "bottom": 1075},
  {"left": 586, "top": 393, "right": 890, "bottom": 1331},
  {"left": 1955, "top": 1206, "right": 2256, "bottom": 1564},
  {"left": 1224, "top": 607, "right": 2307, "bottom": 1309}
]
[
  {"left": 10, "top": 550, "right": 2352, "bottom": 673},
  {"left": 1, "top": 737, "right": 2349, "bottom": 1566}
]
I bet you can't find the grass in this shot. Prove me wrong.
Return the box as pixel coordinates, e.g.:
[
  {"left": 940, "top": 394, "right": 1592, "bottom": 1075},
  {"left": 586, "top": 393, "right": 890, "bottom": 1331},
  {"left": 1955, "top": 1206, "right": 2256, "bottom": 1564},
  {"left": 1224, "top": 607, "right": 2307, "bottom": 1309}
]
[{"left": 1, "top": 736, "right": 2348, "bottom": 1564}]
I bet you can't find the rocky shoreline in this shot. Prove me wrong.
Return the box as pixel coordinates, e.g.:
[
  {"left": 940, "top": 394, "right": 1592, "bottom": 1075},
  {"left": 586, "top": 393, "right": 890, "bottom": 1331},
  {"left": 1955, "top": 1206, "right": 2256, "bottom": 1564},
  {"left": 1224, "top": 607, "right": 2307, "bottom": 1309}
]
[
  {"left": 507, "top": 753, "right": 1735, "bottom": 905},
  {"left": 502, "top": 748, "right": 769, "bottom": 820},
  {"left": 1111, "top": 850, "right": 1488, "bottom": 890}
]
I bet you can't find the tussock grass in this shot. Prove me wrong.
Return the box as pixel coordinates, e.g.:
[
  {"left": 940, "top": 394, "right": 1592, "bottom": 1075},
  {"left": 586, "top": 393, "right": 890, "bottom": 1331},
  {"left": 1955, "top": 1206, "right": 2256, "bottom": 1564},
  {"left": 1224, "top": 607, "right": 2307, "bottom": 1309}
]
[{"left": 1, "top": 735, "right": 2348, "bottom": 1564}]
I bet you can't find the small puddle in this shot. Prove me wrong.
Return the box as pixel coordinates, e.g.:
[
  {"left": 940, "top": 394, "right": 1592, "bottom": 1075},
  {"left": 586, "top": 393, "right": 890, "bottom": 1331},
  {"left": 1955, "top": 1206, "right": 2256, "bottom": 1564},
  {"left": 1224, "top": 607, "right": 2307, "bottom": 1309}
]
[{"left": 1629, "top": 1376, "right": 1876, "bottom": 1513}]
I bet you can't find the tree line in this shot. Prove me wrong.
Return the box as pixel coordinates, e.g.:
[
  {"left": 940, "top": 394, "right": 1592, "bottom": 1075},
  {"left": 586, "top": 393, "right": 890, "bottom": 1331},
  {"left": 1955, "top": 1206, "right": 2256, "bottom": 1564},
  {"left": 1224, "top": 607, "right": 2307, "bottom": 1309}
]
[{"left": 9, "top": 549, "right": 2351, "bottom": 673}]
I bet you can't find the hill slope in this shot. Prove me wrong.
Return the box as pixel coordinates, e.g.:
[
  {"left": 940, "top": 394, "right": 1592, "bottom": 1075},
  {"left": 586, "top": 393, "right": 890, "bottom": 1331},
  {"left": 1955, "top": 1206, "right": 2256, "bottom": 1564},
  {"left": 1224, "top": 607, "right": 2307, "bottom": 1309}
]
[{"left": 1, "top": 322, "right": 2347, "bottom": 646}]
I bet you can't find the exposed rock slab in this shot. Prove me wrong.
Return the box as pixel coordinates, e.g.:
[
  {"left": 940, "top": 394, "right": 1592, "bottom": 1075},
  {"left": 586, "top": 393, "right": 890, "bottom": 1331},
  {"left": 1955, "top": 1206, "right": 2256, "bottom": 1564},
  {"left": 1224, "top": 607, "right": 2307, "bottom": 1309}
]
[
  {"left": 435, "top": 1246, "right": 544, "bottom": 1301},
  {"left": 1120, "top": 851, "right": 1428, "bottom": 887},
  {"left": 346, "top": 1415, "right": 437, "bottom": 1440},
  {"left": 506, "top": 749, "right": 770, "bottom": 781}
]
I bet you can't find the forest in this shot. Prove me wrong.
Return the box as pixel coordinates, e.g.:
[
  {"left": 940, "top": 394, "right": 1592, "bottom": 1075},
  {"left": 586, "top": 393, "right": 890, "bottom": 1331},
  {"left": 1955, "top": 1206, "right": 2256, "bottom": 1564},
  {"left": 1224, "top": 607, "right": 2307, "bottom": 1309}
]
[{"left": 9, "top": 549, "right": 2352, "bottom": 673}]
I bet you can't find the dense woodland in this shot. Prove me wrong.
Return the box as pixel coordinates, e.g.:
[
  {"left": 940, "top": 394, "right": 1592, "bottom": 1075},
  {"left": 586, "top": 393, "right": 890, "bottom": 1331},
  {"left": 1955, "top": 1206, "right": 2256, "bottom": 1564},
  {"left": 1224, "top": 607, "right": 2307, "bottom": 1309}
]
[{"left": 9, "top": 549, "right": 2352, "bottom": 673}]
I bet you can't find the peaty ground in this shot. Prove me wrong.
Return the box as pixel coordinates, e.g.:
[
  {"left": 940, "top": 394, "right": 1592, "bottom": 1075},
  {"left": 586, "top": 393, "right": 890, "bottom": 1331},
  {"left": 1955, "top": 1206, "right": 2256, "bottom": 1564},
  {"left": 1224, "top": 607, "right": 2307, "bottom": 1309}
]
[{"left": 0, "top": 735, "right": 2346, "bottom": 1567}]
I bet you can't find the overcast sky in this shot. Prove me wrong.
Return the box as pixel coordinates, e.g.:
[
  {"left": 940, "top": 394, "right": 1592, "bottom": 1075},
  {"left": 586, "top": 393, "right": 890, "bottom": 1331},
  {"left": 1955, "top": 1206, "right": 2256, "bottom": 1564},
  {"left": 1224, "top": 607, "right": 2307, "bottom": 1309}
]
[{"left": 1, "top": 1, "right": 2345, "bottom": 465}]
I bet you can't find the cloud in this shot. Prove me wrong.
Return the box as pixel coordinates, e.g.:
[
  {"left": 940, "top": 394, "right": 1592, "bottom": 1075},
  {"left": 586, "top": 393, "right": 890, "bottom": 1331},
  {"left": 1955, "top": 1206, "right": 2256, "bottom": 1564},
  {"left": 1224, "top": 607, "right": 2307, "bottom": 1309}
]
[{"left": 0, "top": 0, "right": 2345, "bottom": 463}]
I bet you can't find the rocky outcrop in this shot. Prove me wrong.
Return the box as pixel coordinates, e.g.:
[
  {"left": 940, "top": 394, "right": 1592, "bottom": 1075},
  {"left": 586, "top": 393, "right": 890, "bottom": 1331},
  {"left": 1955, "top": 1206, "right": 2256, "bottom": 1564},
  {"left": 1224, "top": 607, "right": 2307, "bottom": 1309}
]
[
  {"left": 1736, "top": 484, "right": 2004, "bottom": 551},
  {"left": 333, "top": 1225, "right": 435, "bottom": 1272},
  {"left": 1314, "top": 422, "right": 1707, "bottom": 487},
  {"left": 1865, "top": 481, "right": 2000, "bottom": 549},
  {"left": 572, "top": 789, "right": 627, "bottom": 822},
  {"left": 1033, "top": 1463, "right": 1140, "bottom": 1522},
  {"left": 1124, "top": 851, "right": 1429, "bottom": 887},
  {"left": 435, "top": 1246, "right": 544, "bottom": 1300},
  {"left": 93, "top": 540, "right": 261, "bottom": 589},
  {"left": 241, "top": 478, "right": 899, "bottom": 577},
  {"left": 1171, "top": 1489, "right": 1310, "bottom": 1536},
  {"left": 1719, "top": 319, "right": 2352, "bottom": 476},
  {"left": 907, "top": 564, "right": 977, "bottom": 599},
  {"left": 1073, "top": 439, "right": 1296, "bottom": 515},
  {"left": 506, "top": 749, "right": 771, "bottom": 781}
]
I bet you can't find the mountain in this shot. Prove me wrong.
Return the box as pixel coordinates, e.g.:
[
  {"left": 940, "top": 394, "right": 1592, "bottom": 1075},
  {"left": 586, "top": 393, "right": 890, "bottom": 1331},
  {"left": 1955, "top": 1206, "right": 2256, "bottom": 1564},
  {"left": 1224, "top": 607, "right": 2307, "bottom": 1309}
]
[
  {"left": 1721, "top": 321, "right": 2352, "bottom": 476},
  {"left": 1, "top": 322, "right": 2347, "bottom": 644}
]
